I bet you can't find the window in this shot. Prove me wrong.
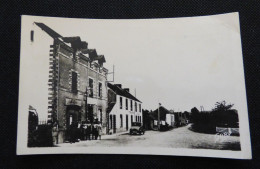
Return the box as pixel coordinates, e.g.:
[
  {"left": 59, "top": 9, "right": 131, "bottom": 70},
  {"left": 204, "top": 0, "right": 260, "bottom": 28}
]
[
  {"left": 120, "top": 97, "right": 122, "bottom": 109},
  {"left": 98, "top": 109, "right": 102, "bottom": 123},
  {"left": 98, "top": 82, "right": 102, "bottom": 98},
  {"left": 139, "top": 104, "right": 141, "bottom": 112},
  {"left": 72, "top": 71, "right": 78, "bottom": 92},
  {"left": 140, "top": 116, "right": 142, "bottom": 123},
  {"left": 135, "top": 116, "right": 137, "bottom": 122},
  {"left": 130, "top": 100, "right": 133, "bottom": 111},
  {"left": 89, "top": 78, "right": 93, "bottom": 97},
  {"left": 120, "top": 114, "right": 123, "bottom": 128},
  {"left": 125, "top": 99, "right": 128, "bottom": 110},
  {"left": 110, "top": 115, "right": 112, "bottom": 129},
  {"left": 135, "top": 102, "right": 137, "bottom": 112},
  {"left": 131, "top": 115, "right": 133, "bottom": 124},
  {"left": 30, "top": 30, "right": 34, "bottom": 42}
]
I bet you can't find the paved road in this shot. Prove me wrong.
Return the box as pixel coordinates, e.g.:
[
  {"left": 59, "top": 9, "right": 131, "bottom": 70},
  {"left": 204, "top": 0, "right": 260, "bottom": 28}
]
[{"left": 57, "top": 124, "right": 240, "bottom": 150}]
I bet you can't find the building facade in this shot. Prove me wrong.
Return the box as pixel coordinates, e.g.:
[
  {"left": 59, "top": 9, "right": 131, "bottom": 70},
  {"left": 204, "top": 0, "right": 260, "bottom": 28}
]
[
  {"left": 34, "top": 23, "right": 108, "bottom": 143},
  {"left": 107, "top": 83, "right": 142, "bottom": 134},
  {"left": 149, "top": 106, "right": 175, "bottom": 130}
]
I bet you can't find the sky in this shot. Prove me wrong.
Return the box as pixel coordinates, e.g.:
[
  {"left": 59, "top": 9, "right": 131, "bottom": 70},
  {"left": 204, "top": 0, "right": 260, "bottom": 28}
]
[{"left": 20, "top": 13, "right": 248, "bottom": 120}]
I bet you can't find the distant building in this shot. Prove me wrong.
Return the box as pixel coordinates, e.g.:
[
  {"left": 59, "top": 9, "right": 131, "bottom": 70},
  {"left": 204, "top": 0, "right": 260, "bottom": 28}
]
[
  {"left": 149, "top": 106, "right": 175, "bottom": 130},
  {"left": 107, "top": 83, "right": 142, "bottom": 134},
  {"left": 33, "top": 22, "right": 108, "bottom": 143}
]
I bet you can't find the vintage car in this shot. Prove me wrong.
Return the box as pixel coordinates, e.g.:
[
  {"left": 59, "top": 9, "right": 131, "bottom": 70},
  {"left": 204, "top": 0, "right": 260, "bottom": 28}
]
[{"left": 129, "top": 122, "right": 145, "bottom": 135}]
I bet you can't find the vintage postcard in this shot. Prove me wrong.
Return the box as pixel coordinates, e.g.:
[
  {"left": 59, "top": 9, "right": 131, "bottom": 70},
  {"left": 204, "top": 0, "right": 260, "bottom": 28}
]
[{"left": 17, "top": 12, "right": 252, "bottom": 159}]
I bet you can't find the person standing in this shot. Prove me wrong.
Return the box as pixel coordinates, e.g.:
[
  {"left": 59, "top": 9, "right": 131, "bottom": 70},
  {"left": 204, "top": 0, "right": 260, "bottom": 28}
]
[
  {"left": 86, "top": 121, "right": 91, "bottom": 141},
  {"left": 92, "top": 123, "right": 98, "bottom": 140},
  {"left": 69, "top": 122, "right": 74, "bottom": 144},
  {"left": 97, "top": 122, "right": 102, "bottom": 140},
  {"left": 82, "top": 121, "right": 87, "bottom": 140},
  {"left": 52, "top": 122, "right": 58, "bottom": 145}
]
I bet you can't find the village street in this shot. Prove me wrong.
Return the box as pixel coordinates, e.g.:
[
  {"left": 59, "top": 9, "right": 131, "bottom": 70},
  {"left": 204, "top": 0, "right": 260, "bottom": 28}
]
[{"left": 57, "top": 124, "right": 241, "bottom": 150}]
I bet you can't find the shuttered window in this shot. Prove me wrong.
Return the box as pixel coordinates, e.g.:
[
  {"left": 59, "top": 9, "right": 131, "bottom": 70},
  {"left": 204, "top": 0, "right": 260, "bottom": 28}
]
[
  {"left": 72, "top": 72, "right": 77, "bottom": 92},
  {"left": 126, "top": 99, "right": 128, "bottom": 110},
  {"left": 89, "top": 78, "right": 93, "bottom": 97},
  {"left": 98, "top": 82, "right": 102, "bottom": 98}
]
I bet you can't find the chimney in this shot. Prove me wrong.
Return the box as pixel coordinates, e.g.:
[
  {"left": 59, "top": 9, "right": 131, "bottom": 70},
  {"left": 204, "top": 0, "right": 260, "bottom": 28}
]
[
  {"left": 123, "top": 88, "right": 130, "bottom": 92},
  {"left": 115, "top": 84, "right": 122, "bottom": 88}
]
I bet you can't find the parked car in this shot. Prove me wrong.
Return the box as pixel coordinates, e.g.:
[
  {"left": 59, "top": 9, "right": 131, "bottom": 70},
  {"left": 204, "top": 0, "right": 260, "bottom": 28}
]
[{"left": 130, "top": 122, "right": 145, "bottom": 135}]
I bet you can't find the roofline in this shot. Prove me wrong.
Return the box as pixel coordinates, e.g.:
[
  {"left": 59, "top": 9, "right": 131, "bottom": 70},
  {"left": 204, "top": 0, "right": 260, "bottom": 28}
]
[{"left": 108, "top": 83, "right": 142, "bottom": 103}]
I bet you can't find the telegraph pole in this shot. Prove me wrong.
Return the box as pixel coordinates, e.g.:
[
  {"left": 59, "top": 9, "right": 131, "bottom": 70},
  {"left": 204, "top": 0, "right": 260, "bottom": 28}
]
[{"left": 158, "top": 103, "right": 161, "bottom": 131}]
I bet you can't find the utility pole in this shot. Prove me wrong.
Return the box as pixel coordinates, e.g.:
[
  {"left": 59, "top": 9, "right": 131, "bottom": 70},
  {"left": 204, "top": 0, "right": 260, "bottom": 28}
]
[
  {"left": 106, "top": 65, "right": 115, "bottom": 82},
  {"left": 158, "top": 103, "right": 161, "bottom": 131}
]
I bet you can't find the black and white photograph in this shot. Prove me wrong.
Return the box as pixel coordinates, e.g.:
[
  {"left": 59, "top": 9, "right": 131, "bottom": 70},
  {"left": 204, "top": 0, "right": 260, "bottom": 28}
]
[{"left": 17, "top": 13, "right": 251, "bottom": 159}]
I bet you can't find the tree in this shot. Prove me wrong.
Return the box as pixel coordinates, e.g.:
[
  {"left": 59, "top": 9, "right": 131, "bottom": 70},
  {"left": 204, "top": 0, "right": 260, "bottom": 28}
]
[
  {"left": 212, "top": 101, "right": 234, "bottom": 112},
  {"left": 191, "top": 107, "right": 199, "bottom": 123}
]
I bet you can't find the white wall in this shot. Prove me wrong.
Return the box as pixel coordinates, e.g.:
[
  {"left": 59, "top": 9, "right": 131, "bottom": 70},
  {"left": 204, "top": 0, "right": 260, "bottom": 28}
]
[
  {"left": 20, "top": 21, "right": 54, "bottom": 122},
  {"left": 109, "top": 95, "right": 142, "bottom": 132},
  {"left": 166, "top": 114, "right": 175, "bottom": 127}
]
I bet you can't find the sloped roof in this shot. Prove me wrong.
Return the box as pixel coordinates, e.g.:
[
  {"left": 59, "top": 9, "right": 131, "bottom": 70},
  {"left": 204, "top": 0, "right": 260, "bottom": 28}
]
[
  {"left": 62, "top": 36, "right": 88, "bottom": 51},
  {"left": 34, "top": 22, "right": 62, "bottom": 39},
  {"left": 34, "top": 22, "right": 106, "bottom": 66},
  {"left": 150, "top": 106, "right": 171, "bottom": 121},
  {"left": 108, "top": 83, "right": 141, "bottom": 103}
]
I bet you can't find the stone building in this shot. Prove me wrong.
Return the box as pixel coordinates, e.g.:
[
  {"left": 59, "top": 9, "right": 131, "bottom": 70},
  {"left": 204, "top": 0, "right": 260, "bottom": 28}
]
[
  {"left": 34, "top": 22, "right": 108, "bottom": 143},
  {"left": 107, "top": 83, "right": 142, "bottom": 134}
]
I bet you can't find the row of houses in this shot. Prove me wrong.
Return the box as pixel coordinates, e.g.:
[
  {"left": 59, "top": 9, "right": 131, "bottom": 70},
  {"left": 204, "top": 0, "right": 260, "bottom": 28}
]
[
  {"left": 31, "top": 22, "right": 142, "bottom": 144},
  {"left": 142, "top": 106, "right": 190, "bottom": 131}
]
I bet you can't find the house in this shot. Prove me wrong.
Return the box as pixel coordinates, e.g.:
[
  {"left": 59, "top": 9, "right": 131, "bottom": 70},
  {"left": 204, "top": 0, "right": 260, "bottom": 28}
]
[
  {"left": 107, "top": 83, "right": 142, "bottom": 134},
  {"left": 149, "top": 106, "right": 175, "bottom": 130},
  {"left": 33, "top": 22, "right": 109, "bottom": 143}
]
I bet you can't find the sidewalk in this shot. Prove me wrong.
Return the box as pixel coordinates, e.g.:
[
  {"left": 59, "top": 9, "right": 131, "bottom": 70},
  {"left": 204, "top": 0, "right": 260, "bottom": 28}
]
[{"left": 56, "top": 131, "right": 129, "bottom": 147}]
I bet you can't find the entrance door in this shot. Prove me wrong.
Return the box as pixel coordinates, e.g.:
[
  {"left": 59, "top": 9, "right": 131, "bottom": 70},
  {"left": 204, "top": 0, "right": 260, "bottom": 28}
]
[
  {"left": 66, "top": 106, "right": 81, "bottom": 128},
  {"left": 126, "top": 115, "right": 129, "bottom": 130},
  {"left": 109, "top": 115, "right": 112, "bottom": 129},
  {"left": 113, "top": 115, "right": 116, "bottom": 133},
  {"left": 87, "top": 104, "right": 94, "bottom": 123}
]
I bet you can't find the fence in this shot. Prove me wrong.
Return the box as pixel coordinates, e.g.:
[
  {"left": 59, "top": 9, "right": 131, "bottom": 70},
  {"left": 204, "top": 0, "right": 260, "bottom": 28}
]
[
  {"left": 216, "top": 127, "right": 240, "bottom": 135},
  {"left": 28, "top": 120, "right": 53, "bottom": 147}
]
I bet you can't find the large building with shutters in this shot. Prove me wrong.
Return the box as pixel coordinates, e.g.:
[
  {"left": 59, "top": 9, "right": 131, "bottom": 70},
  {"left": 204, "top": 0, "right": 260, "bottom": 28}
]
[
  {"left": 33, "top": 22, "right": 108, "bottom": 143},
  {"left": 107, "top": 83, "right": 142, "bottom": 134}
]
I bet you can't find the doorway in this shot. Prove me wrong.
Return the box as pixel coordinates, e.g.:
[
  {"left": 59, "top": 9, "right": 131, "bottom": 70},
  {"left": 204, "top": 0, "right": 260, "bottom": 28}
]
[
  {"left": 126, "top": 114, "right": 129, "bottom": 131},
  {"left": 113, "top": 115, "right": 116, "bottom": 133},
  {"left": 66, "top": 105, "right": 81, "bottom": 128}
]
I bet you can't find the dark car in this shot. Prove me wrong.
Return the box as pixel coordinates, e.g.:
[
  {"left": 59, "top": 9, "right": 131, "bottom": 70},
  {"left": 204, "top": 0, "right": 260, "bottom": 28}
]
[{"left": 129, "top": 122, "right": 145, "bottom": 135}]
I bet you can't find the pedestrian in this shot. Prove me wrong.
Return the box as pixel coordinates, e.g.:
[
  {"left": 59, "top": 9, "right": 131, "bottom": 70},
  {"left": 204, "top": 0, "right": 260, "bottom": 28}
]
[
  {"left": 97, "top": 122, "right": 102, "bottom": 140},
  {"left": 69, "top": 122, "right": 75, "bottom": 144},
  {"left": 86, "top": 122, "right": 91, "bottom": 141},
  {"left": 52, "top": 122, "right": 58, "bottom": 145},
  {"left": 76, "top": 122, "right": 81, "bottom": 142},
  {"left": 92, "top": 123, "right": 98, "bottom": 140},
  {"left": 82, "top": 121, "right": 87, "bottom": 140}
]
